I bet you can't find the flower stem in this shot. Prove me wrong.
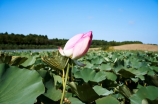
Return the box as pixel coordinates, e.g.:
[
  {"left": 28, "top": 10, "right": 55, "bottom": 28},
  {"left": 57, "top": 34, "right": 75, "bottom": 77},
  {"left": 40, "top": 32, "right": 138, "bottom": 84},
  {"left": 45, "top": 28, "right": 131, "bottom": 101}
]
[
  {"left": 60, "top": 64, "right": 70, "bottom": 104},
  {"left": 62, "top": 69, "right": 65, "bottom": 90},
  {"left": 71, "top": 63, "right": 73, "bottom": 81}
]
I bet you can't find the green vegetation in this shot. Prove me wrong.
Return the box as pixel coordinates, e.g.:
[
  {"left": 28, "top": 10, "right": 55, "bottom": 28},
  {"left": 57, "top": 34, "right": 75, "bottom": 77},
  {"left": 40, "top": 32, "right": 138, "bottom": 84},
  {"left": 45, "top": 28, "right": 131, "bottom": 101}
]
[
  {"left": 0, "top": 44, "right": 58, "bottom": 50},
  {"left": 91, "top": 40, "right": 143, "bottom": 48},
  {"left": 0, "top": 50, "right": 158, "bottom": 104},
  {"left": 0, "top": 32, "right": 143, "bottom": 49}
]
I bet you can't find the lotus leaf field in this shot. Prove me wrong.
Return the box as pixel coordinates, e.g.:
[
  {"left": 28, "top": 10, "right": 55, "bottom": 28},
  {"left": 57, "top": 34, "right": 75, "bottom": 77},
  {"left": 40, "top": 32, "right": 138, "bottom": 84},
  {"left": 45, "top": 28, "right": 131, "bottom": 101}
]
[{"left": 0, "top": 50, "right": 158, "bottom": 104}]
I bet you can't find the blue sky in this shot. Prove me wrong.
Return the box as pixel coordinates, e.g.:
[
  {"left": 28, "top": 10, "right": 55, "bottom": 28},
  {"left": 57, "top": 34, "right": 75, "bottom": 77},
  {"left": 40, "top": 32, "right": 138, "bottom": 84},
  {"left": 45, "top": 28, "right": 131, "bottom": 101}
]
[{"left": 0, "top": 0, "right": 158, "bottom": 44}]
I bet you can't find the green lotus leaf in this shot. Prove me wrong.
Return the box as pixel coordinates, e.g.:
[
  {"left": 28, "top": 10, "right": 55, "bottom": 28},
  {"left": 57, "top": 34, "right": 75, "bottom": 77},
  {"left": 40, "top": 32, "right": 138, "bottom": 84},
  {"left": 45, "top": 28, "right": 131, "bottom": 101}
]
[
  {"left": 145, "top": 75, "right": 158, "bottom": 87},
  {"left": 68, "top": 82, "right": 99, "bottom": 102},
  {"left": 84, "top": 61, "right": 93, "bottom": 68},
  {"left": 137, "top": 66, "right": 149, "bottom": 75},
  {"left": 133, "top": 89, "right": 139, "bottom": 94},
  {"left": 37, "top": 69, "right": 48, "bottom": 78},
  {"left": 136, "top": 75, "right": 145, "bottom": 80},
  {"left": 146, "top": 98, "right": 158, "bottom": 104},
  {"left": 102, "top": 79, "right": 118, "bottom": 88},
  {"left": 92, "top": 64, "right": 100, "bottom": 70},
  {"left": 93, "top": 85, "right": 113, "bottom": 96},
  {"left": 150, "top": 75, "right": 158, "bottom": 87},
  {"left": 41, "top": 51, "right": 69, "bottom": 70},
  {"left": 111, "top": 93, "right": 125, "bottom": 99},
  {"left": 131, "top": 60, "right": 142, "bottom": 68},
  {"left": 34, "top": 58, "right": 46, "bottom": 65},
  {"left": 137, "top": 83, "right": 143, "bottom": 89},
  {"left": 126, "top": 68, "right": 143, "bottom": 75},
  {"left": 68, "top": 97, "right": 85, "bottom": 104},
  {"left": 53, "top": 74, "right": 62, "bottom": 86},
  {"left": 65, "top": 92, "right": 72, "bottom": 99},
  {"left": 91, "top": 56, "right": 104, "bottom": 64},
  {"left": 147, "top": 70, "right": 155, "bottom": 76},
  {"left": 131, "top": 77, "right": 139, "bottom": 83},
  {"left": 0, "top": 53, "right": 12, "bottom": 64},
  {"left": 112, "top": 54, "right": 119, "bottom": 62},
  {"left": 74, "top": 68, "right": 106, "bottom": 83},
  {"left": 33, "top": 63, "right": 47, "bottom": 70},
  {"left": 130, "top": 86, "right": 158, "bottom": 104},
  {"left": 37, "top": 70, "right": 52, "bottom": 82},
  {"left": 37, "top": 70, "right": 62, "bottom": 101},
  {"left": 0, "top": 54, "right": 28, "bottom": 66},
  {"left": 72, "top": 66, "right": 79, "bottom": 74},
  {"left": 88, "top": 52, "right": 98, "bottom": 60},
  {"left": 18, "top": 51, "right": 37, "bottom": 58},
  {"left": 151, "top": 66, "right": 158, "bottom": 73},
  {"left": 43, "top": 79, "right": 62, "bottom": 101},
  {"left": 87, "top": 53, "right": 94, "bottom": 59},
  {"left": 104, "top": 57, "right": 110, "bottom": 62},
  {"left": 10, "top": 56, "right": 28, "bottom": 66},
  {"left": 95, "top": 96, "right": 119, "bottom": 104},
  {"left": 20, "top": 56, "right": 36, "bottom": 67},
  {"left": 105, "top": 72, "right": 117, "bottom": 81},
  {"left": 118, "top": 69, "right": 135, "bottom": 78},
  {"left": 115, "top": 85, "right": 132, "bottom": 99},
  {"left": 33, "top": 94, "right": 56, "bottom": 104},
  {"left": 124, "top": 59, "right": 131, "bottom": 66},
  {"left": 0, "top": 63, "right": 45, "bottom": 104},
  {"left": 99, "top": 63, "right": 111, "bottom": 71},
  {"left": 119, "top": 67, "right": 148, "bottom": 78},
  {"left": 112, "top": 59, "right": 125, "bottom": 73}
]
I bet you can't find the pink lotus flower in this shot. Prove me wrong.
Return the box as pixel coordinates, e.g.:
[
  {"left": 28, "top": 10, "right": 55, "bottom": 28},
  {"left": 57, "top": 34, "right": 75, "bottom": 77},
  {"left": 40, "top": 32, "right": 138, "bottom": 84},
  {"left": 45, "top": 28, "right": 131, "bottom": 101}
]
[{"left": 59, "top": 31, "right": 93, "bottom": 66}]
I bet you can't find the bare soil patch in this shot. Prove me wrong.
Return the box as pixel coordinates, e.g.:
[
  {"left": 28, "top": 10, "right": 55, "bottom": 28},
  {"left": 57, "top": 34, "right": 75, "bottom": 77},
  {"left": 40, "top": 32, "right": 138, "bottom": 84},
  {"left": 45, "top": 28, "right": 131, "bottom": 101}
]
[{"left": 113, "top": 44, "right": 158, "bottom": 51}]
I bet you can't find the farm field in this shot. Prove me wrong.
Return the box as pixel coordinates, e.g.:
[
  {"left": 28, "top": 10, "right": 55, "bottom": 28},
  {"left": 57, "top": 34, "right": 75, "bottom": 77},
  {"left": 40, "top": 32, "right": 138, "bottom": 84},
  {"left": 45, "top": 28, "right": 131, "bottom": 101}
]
[
  {"left": 113, "top": 44, "right": 158, "bottom": 51},
  {"left": 90, "top": 44, "right": 158, "bottom": 52},
  {"left": 0, "top": 50, "right": 158, "bottom": 104}
]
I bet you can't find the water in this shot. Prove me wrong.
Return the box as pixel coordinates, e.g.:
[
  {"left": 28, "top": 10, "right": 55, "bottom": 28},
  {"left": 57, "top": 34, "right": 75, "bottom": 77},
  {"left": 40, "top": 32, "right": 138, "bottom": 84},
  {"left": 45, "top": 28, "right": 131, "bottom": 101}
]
[{"left": 1, "top": 49, "right": 58, "bottom": 52}]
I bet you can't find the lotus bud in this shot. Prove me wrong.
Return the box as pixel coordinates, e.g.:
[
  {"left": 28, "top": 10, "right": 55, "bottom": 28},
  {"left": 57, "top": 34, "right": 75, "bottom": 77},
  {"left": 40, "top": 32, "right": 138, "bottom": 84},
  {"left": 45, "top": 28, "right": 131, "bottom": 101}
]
[{"left": 59, "top": 31, "right": 93, "bottom": 66}]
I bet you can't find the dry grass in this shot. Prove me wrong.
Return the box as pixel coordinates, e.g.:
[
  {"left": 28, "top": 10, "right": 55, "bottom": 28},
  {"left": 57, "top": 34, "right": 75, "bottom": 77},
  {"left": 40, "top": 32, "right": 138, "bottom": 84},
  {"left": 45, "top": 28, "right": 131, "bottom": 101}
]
[
  {"left": 113, "top": 44, "right": 158, "bottom": 51},
  {"left": 89, "top": 48, "right": 101, "bottom": 51},
  {"left": 89, "top": 44, "right": 158, "bottom": 51}
]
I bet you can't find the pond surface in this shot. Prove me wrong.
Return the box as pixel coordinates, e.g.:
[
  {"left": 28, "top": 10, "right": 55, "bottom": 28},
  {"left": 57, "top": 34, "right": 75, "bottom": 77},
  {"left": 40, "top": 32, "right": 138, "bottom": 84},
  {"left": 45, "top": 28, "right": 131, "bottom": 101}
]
[{"left": 1, "top": 49, "right": 58, "bottom": 52}]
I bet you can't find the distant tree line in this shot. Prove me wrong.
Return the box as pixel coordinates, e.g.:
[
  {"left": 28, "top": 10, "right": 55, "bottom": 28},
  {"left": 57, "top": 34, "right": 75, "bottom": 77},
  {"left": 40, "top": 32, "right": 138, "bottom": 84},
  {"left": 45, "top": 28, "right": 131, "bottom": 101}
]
[
  {"left": 0, "top": 32, "right": 67, "bottom": 46},
  {"left": 0, "top": 32, "right": 143, "bottom": 49}
]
